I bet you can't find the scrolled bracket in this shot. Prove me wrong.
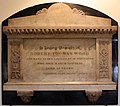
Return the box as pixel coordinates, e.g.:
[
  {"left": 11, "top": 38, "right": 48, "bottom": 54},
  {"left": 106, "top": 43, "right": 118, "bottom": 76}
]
[
  {"left": 17, "top": 91, "right": 33, "bottom": 103},
  {"left": 85, "top": 90, "right": 102, "bottom": 103}
]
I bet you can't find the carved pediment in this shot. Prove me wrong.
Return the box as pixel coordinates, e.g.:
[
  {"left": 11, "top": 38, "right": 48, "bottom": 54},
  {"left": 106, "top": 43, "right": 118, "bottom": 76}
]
[
  {"left": 36, "top": 3, "right": 85, "bottom": 16},
  {"left": 8, "top": 3, "right": 111, "bottom": 27}
]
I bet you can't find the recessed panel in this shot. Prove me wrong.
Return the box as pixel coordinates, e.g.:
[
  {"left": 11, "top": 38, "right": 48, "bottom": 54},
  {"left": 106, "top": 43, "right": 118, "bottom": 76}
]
[{"left": 22, "top": 39, "right": 96, "bottom": 82}]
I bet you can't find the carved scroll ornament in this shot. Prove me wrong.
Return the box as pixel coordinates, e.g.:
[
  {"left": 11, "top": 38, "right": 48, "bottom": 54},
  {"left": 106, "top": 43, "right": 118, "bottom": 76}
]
[
  {"left": 10, "top": 41, "right": 21, "bottom": 79},
  {"left": 99, "top": 41, "right": 110, "bottom": 79}
]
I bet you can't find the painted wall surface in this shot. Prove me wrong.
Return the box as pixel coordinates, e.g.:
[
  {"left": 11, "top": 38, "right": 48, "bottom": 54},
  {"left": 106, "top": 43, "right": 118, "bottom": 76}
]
[{"left": 0, "top": 0, "right": 119, "bottom": 106}]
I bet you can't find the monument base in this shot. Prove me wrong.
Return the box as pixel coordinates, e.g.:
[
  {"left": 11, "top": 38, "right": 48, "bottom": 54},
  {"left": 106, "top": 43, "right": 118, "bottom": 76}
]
[
  {"left": 4, "top": 81, "right": 116, "bottom": 103},
  {"left": 4, "top": 82, "right": 116, "bottom": 91}
]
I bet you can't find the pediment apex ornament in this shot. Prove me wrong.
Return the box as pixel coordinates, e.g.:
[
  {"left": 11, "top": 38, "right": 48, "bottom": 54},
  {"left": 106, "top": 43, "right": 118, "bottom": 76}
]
[{"left": 36, "top": 3, "right": 85, "bottom": 16}]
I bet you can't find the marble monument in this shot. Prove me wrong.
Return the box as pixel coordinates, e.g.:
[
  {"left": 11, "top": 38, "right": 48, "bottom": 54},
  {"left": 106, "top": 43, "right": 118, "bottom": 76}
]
[{"left": 3, "top": 3, "right": 117, "bottom": 103}]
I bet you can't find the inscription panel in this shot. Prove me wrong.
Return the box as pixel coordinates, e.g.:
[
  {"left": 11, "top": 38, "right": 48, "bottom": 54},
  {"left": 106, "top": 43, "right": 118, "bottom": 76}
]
[{"left": 22, "top": 39, "right": 96, "bottom": 82}]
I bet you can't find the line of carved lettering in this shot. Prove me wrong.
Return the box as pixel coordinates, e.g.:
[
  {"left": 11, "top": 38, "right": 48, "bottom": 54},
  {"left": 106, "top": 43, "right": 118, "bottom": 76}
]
[
  {"left": 27, "top": 57, "right": 94, "bottom": 60},
  {"left": 43, "top": 72, "right": 95, "bottom": 81},
  {"left": 39, "top": 46, "right": 95, "bottom": 50},
  {"left": 36, "top": 62, "right": 83, "bottom": 65},
  {"left": 30, "top": 51, "right": 89, "bottom": 56},
  {"left": 45, "top": 67, "right": 74, "bottom": 70}
]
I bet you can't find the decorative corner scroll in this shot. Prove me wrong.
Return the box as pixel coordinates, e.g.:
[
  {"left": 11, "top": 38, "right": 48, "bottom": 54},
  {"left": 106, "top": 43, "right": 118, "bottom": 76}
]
[
  {"left": 10, "top": 40, "right": 22, "bottom": 79},
  {"left": 72, "top": 8, "right": 85, "bottom": 15},
  {"left": 36, "top": 8, "right": 48, "bottom": 15},
  {"left": 99, "top": 41, "right": 110, "bottom": 79}
]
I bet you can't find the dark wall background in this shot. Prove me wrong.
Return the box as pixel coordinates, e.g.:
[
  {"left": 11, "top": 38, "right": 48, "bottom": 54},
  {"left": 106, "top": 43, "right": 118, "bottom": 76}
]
[{"left": 2, "top": 2, "right": 118, "bottom": 105}]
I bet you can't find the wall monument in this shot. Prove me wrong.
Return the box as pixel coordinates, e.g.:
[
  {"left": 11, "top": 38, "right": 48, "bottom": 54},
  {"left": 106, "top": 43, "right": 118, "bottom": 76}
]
[{"left": 3, "top": 3, "right": 117, "bottom": 103}]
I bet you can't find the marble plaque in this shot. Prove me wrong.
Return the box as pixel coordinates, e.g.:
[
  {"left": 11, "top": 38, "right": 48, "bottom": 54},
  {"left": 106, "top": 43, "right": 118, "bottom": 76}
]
[{"left": 22, "top": 38, "right": 96, "bottom": 82}]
